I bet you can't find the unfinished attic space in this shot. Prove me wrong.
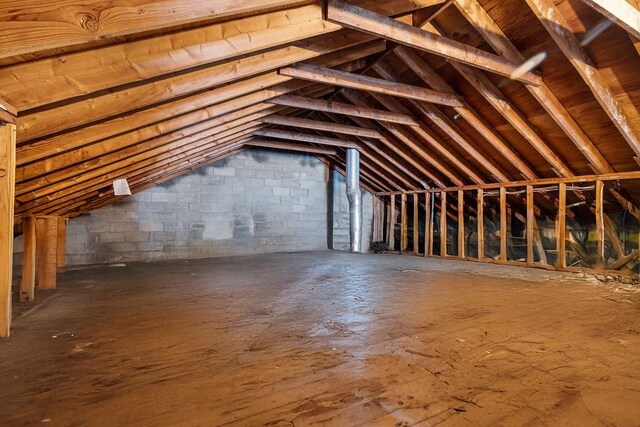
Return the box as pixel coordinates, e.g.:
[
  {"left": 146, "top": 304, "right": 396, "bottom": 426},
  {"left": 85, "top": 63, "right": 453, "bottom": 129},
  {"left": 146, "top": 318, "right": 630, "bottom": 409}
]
[{"left": 3, "top": 0, "right": 640, "bottom": 424}]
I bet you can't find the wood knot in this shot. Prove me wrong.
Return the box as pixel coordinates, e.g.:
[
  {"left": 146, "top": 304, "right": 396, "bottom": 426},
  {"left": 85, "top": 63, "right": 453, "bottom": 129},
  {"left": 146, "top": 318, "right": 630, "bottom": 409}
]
[
  {"left": 77, "top": 12, "right": 99, "bottom": 32},
  {"left": 0, "top": 169, "right": 6, "bottom": 178}
]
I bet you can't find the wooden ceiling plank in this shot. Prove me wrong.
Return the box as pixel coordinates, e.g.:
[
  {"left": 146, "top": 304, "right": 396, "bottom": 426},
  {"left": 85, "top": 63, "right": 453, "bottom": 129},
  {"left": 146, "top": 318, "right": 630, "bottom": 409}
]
[
  {"left": 16, "top": 32, "right": 384, "bottom": 142},
  {"left": 453, "top": 0, "right": 615, "bottom": 174},
  {"left": 278, "top": 63, "right": 463, "bottom": 106},
  {"left": 252, "top": 128, "right": 359, "bottom": 148},
  {"left": 394, "top": 45, "right": 539, "bottom": 181},
  {"left": 261, "top": 114, "right": 382, "bottom": 139},
  {"left": 580, "top": 0, "right": 640, "bottom": 39},
  {"left": 326, "top": 0, "right": 542, "bottom": 86},
  {"left": 0, "top": 4, "right": 340, "bottom": 111},
  {"left": 525, "top": 0, "right": 640, "bottom": 160},
  {"left": 268, "top": 95, "right": 419, "bottom": 126}
]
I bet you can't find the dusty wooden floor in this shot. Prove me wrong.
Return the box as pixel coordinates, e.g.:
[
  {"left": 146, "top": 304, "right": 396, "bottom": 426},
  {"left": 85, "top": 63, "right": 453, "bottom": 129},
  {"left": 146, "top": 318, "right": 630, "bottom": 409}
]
[{"left": 1, "top": 252, "right": 639, "bottom": 426}]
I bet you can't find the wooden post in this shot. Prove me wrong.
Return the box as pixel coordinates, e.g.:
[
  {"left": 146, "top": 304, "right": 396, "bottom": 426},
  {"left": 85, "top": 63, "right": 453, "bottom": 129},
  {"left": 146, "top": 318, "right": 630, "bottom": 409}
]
[
  {"left": 440, "top": 191, "right": 447, "bottom": 257},
  {"left": 57, "top": 218, "right": 68, "bottom": 270},
  {"left": 389, "top": 195, "right": 396, "bottom": 251},
  {"left": 595, "top": 180, "right": 605, "bottom": 267},
  {"left": 0, "top": 120, "right": 16, "bottom": 338},
  {"left": 557, "top": 183, "right": 567, "bottom": 268},
  {"left": 372, "top": 197, "right": 379, "bottom": 242},
  {"left": 36, "top": 217, "right": 58, "bottom": 290},
  {"left": 425, "top": 192, "right": 432, "bottom": 257},
  {"left": 526, "top": 185, "right": 534, "bottom": 265},
  {"left": 500, "top": 187, "right": 507, "bottom": 261},
  {"left": 477, "top": 189, "right": 484, "bottom": 259},
  {"left": 413, "top": 194, "right": 419, "bottom": 254},
  {"left": 458, "top": 190, "right": 465, "bottom": 258},
  {"left": 20, "top": 217, "right": 37, "bottom": 303},
  {"left": 400, "top": 193, "right": 408, "bottom": 251}
]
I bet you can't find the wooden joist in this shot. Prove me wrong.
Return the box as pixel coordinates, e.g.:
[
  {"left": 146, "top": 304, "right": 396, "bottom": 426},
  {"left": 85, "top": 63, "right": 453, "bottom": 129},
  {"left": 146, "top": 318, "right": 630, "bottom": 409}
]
[
  {"left": 394, "top": 46, "right": 538, "bottom": 181},
  {"left": 525, "top": 0, "right": 640, "bottom": 159},
  {"left": 17, "top": 32, "right": 382, "bottom": 142},
  {"left": 268, "top": 95, "right": 420, "bottom": 126},
  {"left": 252, "top": 128, "right": 359, "bottom": 148},
  {"left": 326, "top": 0, "right": 542, "bottom": 85},
  {"left": 245, "top": 139, "right": 338, "bottom": 156},
  {"left": 261, "top": 114, "right": 382, "bottom": 139},
  {"left": 0, "top": 119, "right": 16, "bottom": 338},
  {"left": 278, "top": 63, "right": 463, "bottom": 106},
  {"left": 580, "top": 0, "right": 640, "bottom": 39},
  {"left": 0, "top": 0, "right": 315, "bottom": 59},
  {"left": 0, "top": 4, "right": 341, "bottom": 111},
  {"left": 453, "top": 0, "right": 614, "bottom": 175}
]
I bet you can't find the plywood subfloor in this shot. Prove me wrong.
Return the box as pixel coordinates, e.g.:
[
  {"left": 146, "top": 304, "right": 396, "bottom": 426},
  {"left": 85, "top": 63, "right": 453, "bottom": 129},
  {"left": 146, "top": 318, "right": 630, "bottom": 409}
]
[{"left": 1, "top": 252, "right": 640, "bottom": 426}]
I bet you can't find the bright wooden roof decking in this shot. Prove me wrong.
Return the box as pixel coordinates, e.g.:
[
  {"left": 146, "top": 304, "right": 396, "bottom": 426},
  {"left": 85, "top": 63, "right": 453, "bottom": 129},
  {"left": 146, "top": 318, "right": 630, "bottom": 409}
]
[{"left": 1, "top": 0, "right": 640, "bottom": 221}]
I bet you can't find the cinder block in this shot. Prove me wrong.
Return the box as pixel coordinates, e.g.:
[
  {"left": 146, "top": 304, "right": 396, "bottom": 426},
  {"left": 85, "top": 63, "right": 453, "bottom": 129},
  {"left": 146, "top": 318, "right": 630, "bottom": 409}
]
[
  {"left": 138, "top": 221, "right": 164, "bottom": 232},
  {"left": 273, "top": 187, "right": 289, "bottom": 197},
  {"left": 125, "top": 232, "right": 151, "bottom": 243},
  {"left": 99, "top": 232, "right": 125, "bottom": 243},
  {"left": 213, "top": 167, "right": 235, "bottom": 176}
]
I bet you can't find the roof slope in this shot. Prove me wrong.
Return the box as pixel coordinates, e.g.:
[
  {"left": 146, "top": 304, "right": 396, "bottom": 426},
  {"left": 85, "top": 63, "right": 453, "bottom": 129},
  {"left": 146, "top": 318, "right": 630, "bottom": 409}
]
[{"left": 1, "top": 0, "right": 639, "bottom": 218}]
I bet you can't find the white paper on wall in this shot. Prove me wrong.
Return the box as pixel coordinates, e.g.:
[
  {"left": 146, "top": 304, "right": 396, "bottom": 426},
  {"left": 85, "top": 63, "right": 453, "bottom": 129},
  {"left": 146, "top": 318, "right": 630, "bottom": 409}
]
[{"left": 113, "top": 178, "right": 132, "bottom": 196}]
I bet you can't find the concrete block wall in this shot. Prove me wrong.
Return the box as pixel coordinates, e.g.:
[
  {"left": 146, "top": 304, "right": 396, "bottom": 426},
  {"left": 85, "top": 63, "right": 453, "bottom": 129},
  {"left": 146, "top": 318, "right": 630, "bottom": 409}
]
[{"left": 59, "top": 149, "right": 330, "bottom": 265}]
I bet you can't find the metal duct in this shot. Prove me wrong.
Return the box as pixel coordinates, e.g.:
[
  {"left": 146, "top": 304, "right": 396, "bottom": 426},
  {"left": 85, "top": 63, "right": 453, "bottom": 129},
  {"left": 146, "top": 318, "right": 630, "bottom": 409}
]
[{"left": 346, "top": 148, "right": 362, "bottom": 252}]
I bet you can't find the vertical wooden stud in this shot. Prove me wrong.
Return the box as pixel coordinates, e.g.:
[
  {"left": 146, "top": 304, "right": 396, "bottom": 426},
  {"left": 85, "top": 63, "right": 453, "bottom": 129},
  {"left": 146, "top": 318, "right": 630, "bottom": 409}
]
[
  {"left": 413, "top": 194, "right": 419, "bottom": 254},
  {"left": 477, "top": 189, "right": 484, "bottom": 260},
  {"left": 389, "top": 195, "right": 396, "bottom": 250},
  {"left": 20, "top": 217, "right": 37, "bottom": 303},
  {"left": 526, "top": 185, "right": 534, "bottom": 265},
  {"left": 595, "top": 180, "right": 605, "bottom": 267},
  {"left": 500, "top": 187, "right": 507, "bottom": 261},
  {"left": 400, "top": 193, "right": 408, "bottom": 251},
  {"left": 0, "top": 122, "right": 16, "bottom": 337},
  {"left": 458, "top": 190, "right": 465, "bottom": 258},
  {"left": 36, "top": 217, "right": 58, "bottom": 290},
  {"left": 557, "top": 183, "right": 567, "bottom": 268},
  {"left": 372, "top": 197, "right": 379, "bottom": 242},
  {"left": 425, "top": 192, "right": 433, "bottom": 257},
  {"left": 57, "top": 218, "right": 68, "bottom": 270},
  {"left": 440, "top": 191, "right": 447, "bottom": 257}
]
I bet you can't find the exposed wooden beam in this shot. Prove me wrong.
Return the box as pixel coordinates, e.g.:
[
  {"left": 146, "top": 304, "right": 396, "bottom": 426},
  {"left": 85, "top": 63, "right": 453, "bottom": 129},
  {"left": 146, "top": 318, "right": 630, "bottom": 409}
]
[
  {"left": 371, "top": 62, "right": 509, "bottom": 183},
  {"left": 0, "top": 120, "right": 16, "bottom": 337},
  {"left": 279, "top": 63, "right": 463, "bottom": 106},
  {"left": 525, "top": 0, "right": 640, "bottom": 159},
  {"left": 17, "top": 32, "right": 382, "bottom": 141},
  {"left": 252, "top": 128, "right": 359, "bottom": 148},
  {"left": 423, "top": 22, "right": 574, "bottom": 178},
  {"left": 324, "top": 113, "right": 447, "bottom": 187},
  {"left": 341, "top": 90, "right": 460, "bottom": 186},
  {"left": 245, "top": 139, "right": 338, "bottom": 156},
  {"left": 20, "top": 217, "right": 36, "bottom": 303},
  {"left": 0, "top": 0, "right": 316, "bottom": 59},
  {"left": 394, "top": 46, "right": 538, "bottom": 181},
  {"left": 458, "top": 190, "right": 465, "bottom": 258},
  {"left": 36, "top": 217, "right": 58, "bottom": 290},
  {"left": 0, "top": 4, "right": 341, "bottom": 111},
  {"left": 580, "top": 0, "right": 640, "bottom": 39},
  {"left": 526, "top": 186, "right": 534, "bottom": 265},
  {"left": 477, "top": 189, "right": 484, "bottom": 259},
  {"left": 453, "top": 0, "right": 614, "bottom": 175},
  {"left": 261, "top": 114, "right": 382, "bottom": 138},
  {"left": 326, "top": 0, "right": 542, "bottom": 85},
  {"left": 440, "top": 192, "right": 448, "bottom": 256},
  {"left": 499, "top": 187, "right": 507, "bottom": 261},
  {"left": 268, "top": 95, "right": 420, "bottom": 125},
  {"left": 557, "top": 183, "right": 567, "bottom": 268}
]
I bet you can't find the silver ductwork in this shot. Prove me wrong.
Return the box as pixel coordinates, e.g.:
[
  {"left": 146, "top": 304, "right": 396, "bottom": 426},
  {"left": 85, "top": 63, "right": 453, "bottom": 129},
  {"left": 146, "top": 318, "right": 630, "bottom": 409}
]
[{"left": 346, "top": 148, "right": 362, "bottom": 253}]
